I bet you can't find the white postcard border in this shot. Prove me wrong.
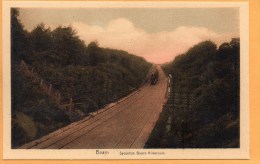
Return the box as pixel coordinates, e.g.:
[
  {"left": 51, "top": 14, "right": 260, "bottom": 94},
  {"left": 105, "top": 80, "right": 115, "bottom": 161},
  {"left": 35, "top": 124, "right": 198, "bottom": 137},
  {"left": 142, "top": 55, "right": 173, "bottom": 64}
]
[{"left": 2, "top": 1, "right": 249, "bottom": 159}]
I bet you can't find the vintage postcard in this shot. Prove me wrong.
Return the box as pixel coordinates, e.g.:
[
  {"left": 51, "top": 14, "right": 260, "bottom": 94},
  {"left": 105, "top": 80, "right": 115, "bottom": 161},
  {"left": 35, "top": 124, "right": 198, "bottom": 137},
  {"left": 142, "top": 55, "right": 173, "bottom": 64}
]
[{"left": 2, "top": 1, "right": 249, "bottom": 159}]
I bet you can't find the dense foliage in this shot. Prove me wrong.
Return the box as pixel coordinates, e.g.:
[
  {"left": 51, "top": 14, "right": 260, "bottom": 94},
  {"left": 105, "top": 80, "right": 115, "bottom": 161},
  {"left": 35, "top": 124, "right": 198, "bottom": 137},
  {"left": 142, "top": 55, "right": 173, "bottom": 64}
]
[
  {"left": 12, "top": 65, "right": 71, "bottom": 147},
  {"left": 11, "top": 8, "right": 151, "bottom": 148},
  {"left": 145, "top": 39, "right": 240, "bottom": 148}
]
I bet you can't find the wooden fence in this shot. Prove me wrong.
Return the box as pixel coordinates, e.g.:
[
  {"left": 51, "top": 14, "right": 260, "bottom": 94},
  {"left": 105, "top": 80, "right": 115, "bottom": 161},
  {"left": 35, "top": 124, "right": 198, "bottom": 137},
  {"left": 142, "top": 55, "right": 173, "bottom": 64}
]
[{"left": 20, "top": 60, "right": 80, "bottom": 114}]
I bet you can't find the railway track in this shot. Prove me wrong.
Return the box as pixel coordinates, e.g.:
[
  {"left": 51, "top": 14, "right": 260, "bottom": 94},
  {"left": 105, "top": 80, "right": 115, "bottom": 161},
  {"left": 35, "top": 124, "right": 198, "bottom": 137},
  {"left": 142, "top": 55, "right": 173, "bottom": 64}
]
[{"left": 20, "top": 66, "right": 168, "bottom": 149}]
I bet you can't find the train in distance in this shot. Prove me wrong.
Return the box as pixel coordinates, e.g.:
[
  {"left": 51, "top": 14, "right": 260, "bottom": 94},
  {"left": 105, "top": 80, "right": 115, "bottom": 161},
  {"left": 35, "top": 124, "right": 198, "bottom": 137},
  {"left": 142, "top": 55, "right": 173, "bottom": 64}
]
[{"left": 150, "top": 68, "right": 159, "bottom": 85}]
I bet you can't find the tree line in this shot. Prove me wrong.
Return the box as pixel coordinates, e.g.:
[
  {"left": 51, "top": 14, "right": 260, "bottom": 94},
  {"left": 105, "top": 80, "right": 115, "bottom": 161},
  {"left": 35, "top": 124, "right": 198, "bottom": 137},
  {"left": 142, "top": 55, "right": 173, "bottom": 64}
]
[
  {"left": 11, "top": 8, "right": 151, "bottom": 148},
  {"left": 146, "top": 39, "right": 240, "bottom": 148}
]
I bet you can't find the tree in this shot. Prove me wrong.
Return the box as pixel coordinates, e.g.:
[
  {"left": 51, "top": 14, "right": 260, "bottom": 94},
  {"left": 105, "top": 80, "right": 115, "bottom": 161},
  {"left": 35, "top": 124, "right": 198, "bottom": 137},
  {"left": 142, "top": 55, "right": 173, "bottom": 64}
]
[
  {"left": 52, "top": 26, "right": 85, "bottom": 65},
  {"left": 87, "top": 41, "right": 101, "bottom": 66},
  {"left": 30, "top": 23, "right": 53, "bottom": 52},
  {"left": 11, "top": 8, "right": 29, "bottom": 63},
  {"left": 152, "top": 39, "right": 240, "bottom": 148}
]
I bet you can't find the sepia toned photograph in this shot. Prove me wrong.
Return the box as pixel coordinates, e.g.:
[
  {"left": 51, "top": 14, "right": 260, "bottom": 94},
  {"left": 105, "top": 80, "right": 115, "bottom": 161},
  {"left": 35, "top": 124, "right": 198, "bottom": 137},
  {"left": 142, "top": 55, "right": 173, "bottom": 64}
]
[{"left": 2, "top": 1, "right": 249, "bottom": 159}]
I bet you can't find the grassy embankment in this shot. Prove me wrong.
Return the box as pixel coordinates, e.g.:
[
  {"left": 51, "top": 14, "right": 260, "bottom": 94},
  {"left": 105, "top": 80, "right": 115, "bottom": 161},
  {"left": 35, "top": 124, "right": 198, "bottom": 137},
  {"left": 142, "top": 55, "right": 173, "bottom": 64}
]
[
  {"left": 11, "top": 8, "right": 151, "bottom": 148},
  {"left": 145, "top": 39, "right": 240, "bottom": 148}
]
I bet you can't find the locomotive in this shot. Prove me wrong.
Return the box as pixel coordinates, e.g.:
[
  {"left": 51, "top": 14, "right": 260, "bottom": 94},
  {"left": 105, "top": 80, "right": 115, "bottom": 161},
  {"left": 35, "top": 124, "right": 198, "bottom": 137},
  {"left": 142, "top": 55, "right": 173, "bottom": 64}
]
[{"left": 150, "top": 67, "right": 159, "bottom": 85}]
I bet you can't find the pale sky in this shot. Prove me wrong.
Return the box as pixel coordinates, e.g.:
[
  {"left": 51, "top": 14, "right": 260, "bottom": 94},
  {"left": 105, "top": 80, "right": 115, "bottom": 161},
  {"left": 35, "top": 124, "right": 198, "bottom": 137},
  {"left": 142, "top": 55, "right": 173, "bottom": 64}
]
[{"left": 19, "top": 8, "right": 239, "bottom": 63}]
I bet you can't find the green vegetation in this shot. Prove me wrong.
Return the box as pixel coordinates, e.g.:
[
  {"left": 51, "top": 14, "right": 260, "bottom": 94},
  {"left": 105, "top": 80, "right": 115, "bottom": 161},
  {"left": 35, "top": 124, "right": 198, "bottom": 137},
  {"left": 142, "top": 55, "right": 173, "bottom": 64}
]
[
  {"left": 11, "top": 8, "right": 151, "bottom": 148},
  {"left": 12, "top": 65, "right": 70, "bottom": 147},
  {"left": 145, "top": 39, "right": 240, "bottom": 148}
]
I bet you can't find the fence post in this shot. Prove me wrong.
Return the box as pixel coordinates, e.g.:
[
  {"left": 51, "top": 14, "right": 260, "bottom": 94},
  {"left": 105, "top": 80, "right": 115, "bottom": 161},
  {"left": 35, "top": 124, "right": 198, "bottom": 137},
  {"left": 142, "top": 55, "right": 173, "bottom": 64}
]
[
  {"left": 49, "top": 84, "right": 52, "bottom": 95},
  {"left": 165, "top": 79, "right": 169, "bottom": 98},
  {"left": 69, "top": 98, "right": 72, "bottom": 112},
  {"left": 58, "top": 93, "right": 61, "bottom": 105},
  {"left": 187, "top": 92, "right": 190, "bottom": 110}
]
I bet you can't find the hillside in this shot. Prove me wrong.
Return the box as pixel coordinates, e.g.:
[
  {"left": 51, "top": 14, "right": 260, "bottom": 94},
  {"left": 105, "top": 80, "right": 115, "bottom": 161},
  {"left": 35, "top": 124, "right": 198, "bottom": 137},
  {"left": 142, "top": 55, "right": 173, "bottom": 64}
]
[
  {"left": 11, "top": 8, "right": 151, "bottom": 148},
  {"left": 145, "top": 39, "right": 240, "bottom": 148}
]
